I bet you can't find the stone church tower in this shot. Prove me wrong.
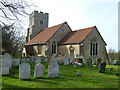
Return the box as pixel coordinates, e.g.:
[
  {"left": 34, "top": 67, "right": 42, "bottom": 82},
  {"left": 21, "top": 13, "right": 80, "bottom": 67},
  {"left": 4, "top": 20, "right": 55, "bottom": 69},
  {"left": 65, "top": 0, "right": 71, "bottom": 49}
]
[{"left": 26, "top": 11, "right": 49, "bottom": 43}]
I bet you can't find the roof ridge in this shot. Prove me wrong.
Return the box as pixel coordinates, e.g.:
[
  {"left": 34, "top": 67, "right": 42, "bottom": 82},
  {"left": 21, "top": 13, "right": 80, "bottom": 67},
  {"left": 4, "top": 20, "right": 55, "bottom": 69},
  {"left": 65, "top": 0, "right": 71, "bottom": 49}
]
[{"left": 74, "top": 26, "right": 96, "bottom": 31}]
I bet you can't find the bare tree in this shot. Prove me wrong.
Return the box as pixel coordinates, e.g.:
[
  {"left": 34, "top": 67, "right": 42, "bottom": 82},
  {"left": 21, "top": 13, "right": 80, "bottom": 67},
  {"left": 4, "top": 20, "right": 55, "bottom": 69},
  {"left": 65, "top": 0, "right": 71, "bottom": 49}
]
[
  {"left": 108, "top": 48, "right": 116, "bottom": 60},
  {"left": 0, "top": 0, "right": 31, "bottom": 26}
]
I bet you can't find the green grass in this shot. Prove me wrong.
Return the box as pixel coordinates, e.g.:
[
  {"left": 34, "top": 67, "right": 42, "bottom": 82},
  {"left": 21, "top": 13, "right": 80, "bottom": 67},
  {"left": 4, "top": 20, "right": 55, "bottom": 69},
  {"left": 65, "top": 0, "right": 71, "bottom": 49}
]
[{"left": 2, "top": 62, "right": 119, "bottom": 88}]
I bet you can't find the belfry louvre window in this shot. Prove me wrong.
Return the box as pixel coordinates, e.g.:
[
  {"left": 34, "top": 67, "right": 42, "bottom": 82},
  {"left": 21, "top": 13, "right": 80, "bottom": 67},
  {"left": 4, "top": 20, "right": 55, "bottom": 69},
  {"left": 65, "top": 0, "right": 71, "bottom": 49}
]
[
  {"left": 90, "top": 42, "right": 98, "bottom": 55},
  {"left": 40, "top": 20, "right": 43, "bottom": 24}
]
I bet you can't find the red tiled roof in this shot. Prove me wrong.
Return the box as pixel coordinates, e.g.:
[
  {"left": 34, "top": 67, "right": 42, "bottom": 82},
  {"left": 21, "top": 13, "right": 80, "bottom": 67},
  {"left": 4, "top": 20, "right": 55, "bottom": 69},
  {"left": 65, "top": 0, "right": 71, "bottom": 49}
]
[
  {"left": 26, "top": 22, "right": 65, "bottom": 45},
  {"left": 60, "top": 26, "right": 95, "bottom": 44}
]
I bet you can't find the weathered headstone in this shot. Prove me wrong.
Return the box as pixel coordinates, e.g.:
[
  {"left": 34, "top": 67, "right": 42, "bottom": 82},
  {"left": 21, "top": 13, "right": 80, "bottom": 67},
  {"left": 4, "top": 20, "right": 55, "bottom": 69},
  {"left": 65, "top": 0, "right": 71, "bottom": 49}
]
[
  {"left": 58, "top": 54, "right": 63, "bottom": 64},
  {"left": 12, "top": 59, "right": 20, "bottom": 66},
  {"left": 48, "top": 56, "right": 59, "bottom": 78},
  {"left": 34, "top": 63, "right": 44, "bottom": 78},
  {"left": 70, "top": 53, "right": 74, "bottom": 64},
  {"left": 19, "top": 63, "right": 30, "bottom": 80},
  {"left": 99, "top": 62, "right": 106, "bottom": 73},
  {"left": 2, "top": 53, "right": 12, "bottom": 69},
  {"left": 2, "top": 67, "right": 9, "bottom": 75},
  {"left": 64, "top": 56, "right": 69, "bottom": 65},
  {"left": 35, "top": 56, "right": 41, "bottom": 65},
  {"left": 96, "top": 58, "right": 102, "bottom": 67},
  {"left": 69, "top": 46, "right": 75, "bottom": 64},
  {"left": 87, "top": 58, "right": 92, "bottom": 67}
]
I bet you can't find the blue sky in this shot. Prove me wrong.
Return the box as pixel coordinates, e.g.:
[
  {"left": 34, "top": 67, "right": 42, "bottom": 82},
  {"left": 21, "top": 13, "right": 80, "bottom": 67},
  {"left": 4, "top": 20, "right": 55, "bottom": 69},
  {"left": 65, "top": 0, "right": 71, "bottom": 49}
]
[{"left": 24, "top": 0, "right": 118, "bottom": 52}]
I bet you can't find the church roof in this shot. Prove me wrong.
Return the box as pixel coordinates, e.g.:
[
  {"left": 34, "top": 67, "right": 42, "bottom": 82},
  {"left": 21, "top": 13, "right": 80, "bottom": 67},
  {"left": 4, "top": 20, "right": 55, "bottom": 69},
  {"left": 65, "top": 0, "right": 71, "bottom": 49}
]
[
  {"left": 26, "top": 22, "right": 106, "bottom": 46},
  {"left": 59, "top": 26, "right": 95, "bottom": 44},
  {"left": 26, "top": 22, "right": 65, "bottom": 45}
]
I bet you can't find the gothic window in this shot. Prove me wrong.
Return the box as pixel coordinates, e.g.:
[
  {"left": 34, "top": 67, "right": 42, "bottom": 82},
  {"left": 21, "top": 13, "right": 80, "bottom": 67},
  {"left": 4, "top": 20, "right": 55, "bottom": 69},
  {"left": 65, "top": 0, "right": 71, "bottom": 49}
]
[
  {"left": 90, "top": 42, "right": 98, "bottom": 56},
  {"left": 40, "top": 20, "right": 43, "bottom": 24},
  {"left": 52, "top": 42, "right": 56, "bottom": 54}
]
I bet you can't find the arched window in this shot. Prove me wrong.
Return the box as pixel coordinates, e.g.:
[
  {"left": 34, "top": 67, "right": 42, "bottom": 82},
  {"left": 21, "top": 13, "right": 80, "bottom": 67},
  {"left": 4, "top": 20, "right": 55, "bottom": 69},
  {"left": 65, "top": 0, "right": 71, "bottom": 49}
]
[
  {"left": 52, "top": 42, "right": 56, "bottom": 54},
  {"left": 90, "top": 41, "right": 98, "bottom": 56}
]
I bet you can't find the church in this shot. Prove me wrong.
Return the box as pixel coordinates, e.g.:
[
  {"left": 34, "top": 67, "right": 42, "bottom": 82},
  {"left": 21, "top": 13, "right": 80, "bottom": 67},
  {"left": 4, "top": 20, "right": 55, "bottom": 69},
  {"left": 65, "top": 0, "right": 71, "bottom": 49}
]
[{"left": 22, "top": 10, "right": 109, "bottom": 63}]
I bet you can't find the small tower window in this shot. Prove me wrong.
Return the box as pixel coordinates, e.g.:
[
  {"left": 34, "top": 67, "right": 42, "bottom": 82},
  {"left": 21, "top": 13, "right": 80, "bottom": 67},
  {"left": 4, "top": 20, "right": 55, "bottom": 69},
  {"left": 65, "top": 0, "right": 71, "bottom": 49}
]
[
  {"left": 40, "top": 20, "right": 43, "bottom": 24},
  {"left": 61, "top": 29, "right": 64, "bottom": 32}
]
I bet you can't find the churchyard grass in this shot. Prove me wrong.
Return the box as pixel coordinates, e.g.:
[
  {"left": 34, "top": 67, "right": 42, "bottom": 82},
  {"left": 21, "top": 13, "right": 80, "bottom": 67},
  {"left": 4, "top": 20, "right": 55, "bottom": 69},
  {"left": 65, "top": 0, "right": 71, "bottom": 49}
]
[{"left": 2, "top": 63, "right": 119, "bottom": 88}]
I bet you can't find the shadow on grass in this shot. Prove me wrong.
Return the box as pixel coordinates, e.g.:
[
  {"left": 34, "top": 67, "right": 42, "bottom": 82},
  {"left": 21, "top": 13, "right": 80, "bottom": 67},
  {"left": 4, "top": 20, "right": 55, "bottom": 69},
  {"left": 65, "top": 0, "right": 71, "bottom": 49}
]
[
  {"left": 26, "top": 78, "right": 60, "bottom": 84},
  {"left": 2, "top": 83, "right": 26, "bottom": 88}
]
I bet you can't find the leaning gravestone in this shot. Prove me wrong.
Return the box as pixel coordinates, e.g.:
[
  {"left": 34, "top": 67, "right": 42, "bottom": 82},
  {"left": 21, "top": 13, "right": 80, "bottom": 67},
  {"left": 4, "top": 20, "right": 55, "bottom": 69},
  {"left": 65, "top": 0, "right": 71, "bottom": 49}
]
[
  {"left": 48, "top": 55, "right": 59, "bottom": 77},
  {"left": 64, "top": 56, "right": 69, "bottom": 65},
  {"left": 96, "top": 58, "right": 102, "bottom": 67},
  {"left": 35, "top": 56, "right": 41, "bottom": 65},
  {"left": 34, "top": 63, "right": 44, "bottom": 78},
  {"left": 58, "top": 54, "right": 63, "bottom": 64},
  {"left": 99, "top": 62, "right": 106, "bottom": 73},
  {"left": 19, "top": 63, "right": 30, "bottom": 80},
  {"left": 2, "top": 53, "right": 12, "bottom": 69},
  {"left": 87, "top": 58, "right": 92, "bottom": 67}
]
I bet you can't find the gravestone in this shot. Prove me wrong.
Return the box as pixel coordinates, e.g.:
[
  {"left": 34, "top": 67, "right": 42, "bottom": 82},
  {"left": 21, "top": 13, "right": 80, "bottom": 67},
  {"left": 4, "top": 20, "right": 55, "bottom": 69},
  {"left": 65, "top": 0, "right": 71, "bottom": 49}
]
[
  {"left": 80, "top": 56, "right": 85, "bottom": 62},
  {"left": 48, "top": 55, "right": 59, "bottom": 77},
  {"left": 87, "top": 58, "right": 92, "bottom": 67},
  {"left": 19, "top": 63, "right": 30, "bottom": 80},
  {"left": 96, "top": 58, "right": 102, "bottom": 67},
  {"left": 30, "top": 56, "right": 36, "bottom": 63},
  {"left": 110, "top": 60, "right": 114, "bottom": 65},
  {"left": 21, "top": 58, "right": 26, "bottom": 63},
  {"left": 35, "top": 56, "right": 41, "bottom": 65},
  {"left": 76, "top": 54, "right": 80, "bottom": 59},
  {"left": 12, "top": 59, "right": 20, "bottom": 66},
  {"left": 58, "top": 54, "right": 63, "bottom": 64},
  {"left": 44, "top": 56, "right": 48, "bottom": 62},
  {"left": 69, "top": 46, "right": 75, "bottom": 64},
  {"left": 2, "top": 53, "right": 12, "bottom": 69},
  {"left": 26, "top": 58, "right": 30, "bottom": 63},
  {"left": 99, "top": 62, "right": 106, "bottom": 73},
  {"left": 64, "top": 56, "right": 69, "bottom": 65},
  {"left": 2, "top": 67, "right": 9, "bottom": 75},
  {"left": 34, "top": 63, "right": 44, "bottom": 78}
]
